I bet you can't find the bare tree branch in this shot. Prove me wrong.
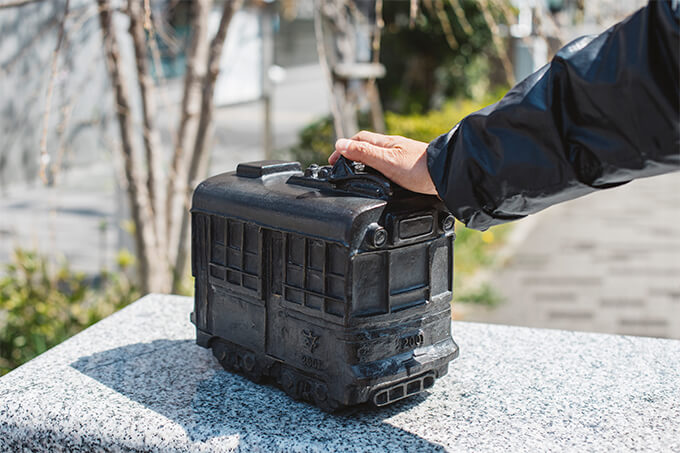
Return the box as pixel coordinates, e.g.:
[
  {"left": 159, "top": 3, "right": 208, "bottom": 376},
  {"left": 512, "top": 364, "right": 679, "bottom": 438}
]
[
  {"left": 39, "top": 0, "right": 70, "bottom": 186},
  {"left": 144, "top": 0, "right": 168, "bottom": 93},
  {"left": 166, "top": 0, "right": 210, "bottom": 276},
  {"left": 97, "top": 0, "right": 159, "bottom": 293},
  {"left": 433, "top": 0, "right": 459, "bottom": 50},
  {"left": 190, "top": 0, "right": 246, "bottom": 176},
  {"left": 0, "top": 0, "right": 45, "bottom": 9},
  {"left": 368, "top": 0, "right": 385, "bottom": 133},
  {"left": 0, "top": 16, "right": 58, "bottom": 76},
  {"left": 314, "top": 1, "right": 346, "bottom": 138},
  {"left": 410, "top": 0, "right": 419, "bottom": 28},
  {"left": 449, "top": 0, "right": 473, "bottom": 36},
  {"left": 478, "top": 0, "right": 514, "bottom": 86},
  {"left": 173, "top": 0, "right": 244, "bottom": 289},
  {"left": 127, "top": 0, "right": 166, "bottom": 253},
  {"left": 50, "top": 102, "right": 73, "bottom": 185}
]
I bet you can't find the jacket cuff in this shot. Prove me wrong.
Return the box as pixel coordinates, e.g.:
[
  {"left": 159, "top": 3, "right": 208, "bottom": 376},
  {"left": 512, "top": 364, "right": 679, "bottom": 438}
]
[{"left": 426, "top": 125, "right": 459, "bottom": 204}]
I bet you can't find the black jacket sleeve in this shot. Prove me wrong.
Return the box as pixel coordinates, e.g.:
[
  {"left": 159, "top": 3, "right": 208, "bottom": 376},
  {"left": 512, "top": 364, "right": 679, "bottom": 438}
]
[{"left": 426, "top": 0, "right": 680, "bottom": 231}]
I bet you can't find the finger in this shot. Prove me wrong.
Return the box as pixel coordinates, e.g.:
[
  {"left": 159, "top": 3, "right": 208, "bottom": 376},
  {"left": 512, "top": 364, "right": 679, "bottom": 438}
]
[
  {"left": 328, "top": 150, "right": 341, "bottom": 164},
  {"left": 351, "top": 130, "right": 394, "bottom": 148},
  {"left": 335, "top": 138, "right": 391, "bottom": 174}
]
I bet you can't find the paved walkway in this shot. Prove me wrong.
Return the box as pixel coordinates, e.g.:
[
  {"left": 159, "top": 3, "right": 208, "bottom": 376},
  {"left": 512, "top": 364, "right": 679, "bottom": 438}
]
[{"left": 462, "top": 171, "right": 680, "bottom": 340}]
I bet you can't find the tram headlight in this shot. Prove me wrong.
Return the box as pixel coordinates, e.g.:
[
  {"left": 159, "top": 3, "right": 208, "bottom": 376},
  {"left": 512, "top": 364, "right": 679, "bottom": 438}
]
[
  {"left": 367, "top": 223, "right": 387, "bottom": 248},
  {"left": 441, "top": 213, "right": 455, "bottom": 232}
]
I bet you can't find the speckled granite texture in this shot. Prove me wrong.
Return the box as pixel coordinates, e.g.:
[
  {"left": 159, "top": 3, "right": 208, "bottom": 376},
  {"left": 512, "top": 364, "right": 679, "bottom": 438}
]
[{"left": 0, "top": 294, "right": 678, "bottom": 452}]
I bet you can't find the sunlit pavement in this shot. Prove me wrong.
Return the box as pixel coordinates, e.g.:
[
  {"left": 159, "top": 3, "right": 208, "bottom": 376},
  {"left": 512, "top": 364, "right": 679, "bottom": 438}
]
[{"left": 461, "top": 171, "right": 680, "bottom": 340}]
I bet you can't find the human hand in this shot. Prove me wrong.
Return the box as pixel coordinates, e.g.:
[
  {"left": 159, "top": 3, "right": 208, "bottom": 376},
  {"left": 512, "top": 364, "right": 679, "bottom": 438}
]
[{"left": 329, "top": 131, "right": 438, "bottom": 196}]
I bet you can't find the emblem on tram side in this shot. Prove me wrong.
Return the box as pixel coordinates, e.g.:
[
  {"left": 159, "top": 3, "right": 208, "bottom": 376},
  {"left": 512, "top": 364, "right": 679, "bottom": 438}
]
[{"left": 302, "top": 329, "right": 319, "bottom": 353}]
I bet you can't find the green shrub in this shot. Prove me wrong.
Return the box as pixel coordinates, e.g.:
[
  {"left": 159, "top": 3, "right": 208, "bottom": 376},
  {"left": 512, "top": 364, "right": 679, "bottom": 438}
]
[
  {"left": 384, "top": 93, "right": 506, "bottom": 142},
  {"left": 286, "top": 115, "right": 337, "bottom": 169},
  {"left": 452, "top": 222, "right": 510, "bottom": 305},
  {"left": 0, "top": 249, "right": 139, "bottom": 375}
]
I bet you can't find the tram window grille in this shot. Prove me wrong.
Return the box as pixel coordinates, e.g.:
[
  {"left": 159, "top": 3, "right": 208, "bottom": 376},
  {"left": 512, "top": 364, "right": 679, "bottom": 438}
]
[
  {"left": 209, "top": 216, "right": 262, "bottom": 295},
  {"left": 284, "top": 233, "right": 346, "bottom": 317}
]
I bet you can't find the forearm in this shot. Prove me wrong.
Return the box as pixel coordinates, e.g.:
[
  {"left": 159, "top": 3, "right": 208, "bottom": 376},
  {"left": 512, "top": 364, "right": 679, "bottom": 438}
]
[{"left": 427, "top": 0, "right": 680, "bottom": 231}]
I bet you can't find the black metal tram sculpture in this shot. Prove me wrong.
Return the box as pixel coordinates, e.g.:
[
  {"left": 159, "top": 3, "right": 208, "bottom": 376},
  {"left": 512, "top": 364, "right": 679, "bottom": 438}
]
[{"left": 191, "top": 157, "right": 459, "bottom": 411}]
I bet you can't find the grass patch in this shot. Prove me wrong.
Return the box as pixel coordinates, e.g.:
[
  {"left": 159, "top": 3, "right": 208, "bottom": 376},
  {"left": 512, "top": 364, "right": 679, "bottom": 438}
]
[{"left": 454, "top": 283, "right": 504, "bottom": 307}]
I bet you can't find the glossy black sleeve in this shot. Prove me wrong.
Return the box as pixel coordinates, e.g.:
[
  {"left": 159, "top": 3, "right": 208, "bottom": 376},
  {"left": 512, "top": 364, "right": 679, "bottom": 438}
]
[{"left": 426, "top": 0, "right": 680, "bottom": 231}]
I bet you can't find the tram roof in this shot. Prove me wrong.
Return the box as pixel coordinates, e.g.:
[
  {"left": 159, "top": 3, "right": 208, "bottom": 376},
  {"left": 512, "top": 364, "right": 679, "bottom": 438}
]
[{"left": 192, "top": 167, "right": 388, "bottom": 247}]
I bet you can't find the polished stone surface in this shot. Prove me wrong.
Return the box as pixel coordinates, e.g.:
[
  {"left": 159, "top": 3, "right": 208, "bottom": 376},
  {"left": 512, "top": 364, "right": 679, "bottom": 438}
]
[{"left": 1, "top": 294, "right": 678, "bottom": 452}]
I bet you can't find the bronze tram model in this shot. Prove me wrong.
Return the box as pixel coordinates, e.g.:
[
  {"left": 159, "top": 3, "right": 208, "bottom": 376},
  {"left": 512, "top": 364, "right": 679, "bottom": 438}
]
[{"left": 191, "top": 157, "right": 458, "bottom": 411}]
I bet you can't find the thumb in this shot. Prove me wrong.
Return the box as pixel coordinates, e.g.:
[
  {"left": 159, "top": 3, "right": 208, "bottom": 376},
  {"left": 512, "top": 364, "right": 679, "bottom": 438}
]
[{"left": 335, "top": 138, "right": 391, "bottom": 175}]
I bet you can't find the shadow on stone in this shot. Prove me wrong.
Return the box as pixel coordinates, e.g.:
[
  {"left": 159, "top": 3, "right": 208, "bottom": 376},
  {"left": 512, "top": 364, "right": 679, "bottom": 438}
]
[{"left": 71, "top": 339, "right": 446, "bottom": 451}]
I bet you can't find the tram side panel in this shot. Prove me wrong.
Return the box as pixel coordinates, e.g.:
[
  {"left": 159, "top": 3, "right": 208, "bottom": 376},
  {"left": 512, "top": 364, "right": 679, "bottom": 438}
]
[
  {"left": 194, "top": 213, "right": 267, "bottom": 354},
  {"left": 265, "top": 229, "right": 347, "bottom": 382}
]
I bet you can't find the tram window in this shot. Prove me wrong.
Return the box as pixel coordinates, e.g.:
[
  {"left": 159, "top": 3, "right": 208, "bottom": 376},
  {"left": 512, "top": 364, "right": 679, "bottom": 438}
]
[
  {"left": 328, "top": 244, "right": 346, "bottom": 276},
  {"left": 244, "top": 254, "right": 259, "bottom": 274},
  {"left": 212, "top": 216, "right": 225, "bottom": 244},
  {"left": 307, "top": 270, "right": 323, "bottom": 293},
  {"left": 227, "top": 249, "right": 240, "bottom": 269},
  {"left": 286, "top": 265, "right": 303, "bottom": 287},
  {"left": 307, "top": 295, "right": 323, "bottom": 310},
  {"left": 283, "top": 233, "right": 347, "bottom": 317},
  {"left": 244, "top": 224, "right": 259, "bottom": 253},
  {"left": 288, "top": 235, "right": 304, "bottom": 265},
  {"left": 326, "top": 299, "right": 344, "bottom": 317},
  {"left": 208, "top": 216, "right": 262, "bottom": 296},
  {"left": 327, "top": 276, "right": 344, "bottom": 299},
  {"left": 229, "top": 220, "right": 243, "bottom": 248},
  {"left": 308, "top": 240, "right": 324, "bottom": 270},
  {"left": 211, "top": 242, "right": 225, "bottom": 266},
  {"left": 243, "top": 275, "right": 259, "bottom": 291}
]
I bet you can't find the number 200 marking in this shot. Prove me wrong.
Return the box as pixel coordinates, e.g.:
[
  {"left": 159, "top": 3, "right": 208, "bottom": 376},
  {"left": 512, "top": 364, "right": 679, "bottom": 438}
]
[
  {"left": 302, "top": 355, "right": 323, "bottom": 370},
  {"left": 399, "top": 333, "right": 424, "bottom": 350}
]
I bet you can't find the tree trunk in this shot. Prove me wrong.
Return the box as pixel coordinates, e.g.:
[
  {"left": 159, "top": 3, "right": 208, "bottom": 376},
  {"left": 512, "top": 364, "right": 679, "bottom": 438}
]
[
  {"left": 315, "top": 0, "right": 358, "bottom": 138},
  {"left": 95, "top": 0, "right": 248, "bottom": 293},
  {"left": 127, "top": 0, "right": 169, "bottom": 292},
  {"left": 172, "top": 0, "right": 244, "bottom": 292},
  {"left": 315, "top": 0, "right": 385, "bottom": 139},
  {"left": 97, "top": 0, "right": 161, "bottom": 293},
  {"left": 166, "top": 0, "right": 210, "bottom": 273}
]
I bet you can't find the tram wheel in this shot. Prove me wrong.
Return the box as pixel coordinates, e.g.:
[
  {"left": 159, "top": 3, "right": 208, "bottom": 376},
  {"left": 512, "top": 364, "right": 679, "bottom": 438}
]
[
  {"left": 278, "top": 369, "right": 300, "bottom": 400},
  {"left": 241, "top": 352, "right": 263, "bottom": 383},
  {"left": 211, "top": 341, "right": 234, "bottom": 372}
]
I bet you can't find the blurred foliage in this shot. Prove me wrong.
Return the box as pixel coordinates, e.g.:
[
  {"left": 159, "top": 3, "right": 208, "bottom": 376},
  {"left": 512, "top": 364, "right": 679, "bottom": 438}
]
[
  {"left": 287, "top": 90, "right": 506, "bottom": 168},
  {"left": 288, "top": 115, "right": 338, "bottom": 169},
  {"left": 451, "top": 221, "right": 510, "bottom": 306},
  {"left": 379, "top": 0, "right": 513, "bottom": 114},
  {"left": 0, "top": 248, "right": 139, "bottom": 376},
  {"left": 384, "top": 88, "right": 508, "bottom": 142},
  {"left": 454, "top": 282, "right": 504, "bottom": 307}
]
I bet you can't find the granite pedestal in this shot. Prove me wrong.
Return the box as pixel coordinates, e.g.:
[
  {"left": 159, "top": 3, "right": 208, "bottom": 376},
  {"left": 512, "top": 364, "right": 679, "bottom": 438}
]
[{"left": 1, "top": 294, "right": 678, "bottom": 452}]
